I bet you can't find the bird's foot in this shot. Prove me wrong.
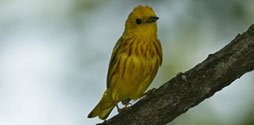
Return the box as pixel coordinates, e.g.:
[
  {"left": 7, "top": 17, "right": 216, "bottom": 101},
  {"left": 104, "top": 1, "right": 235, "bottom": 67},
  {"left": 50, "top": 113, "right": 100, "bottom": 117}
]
[
  {"left": 117, "top": 106, "right": 132, "bottom": 112},
  {"left": 122, "top": 99, "right": 132, "bottom": 106},
  {"left": 115, "top": 99, "right": 132, "bottom": 113}
]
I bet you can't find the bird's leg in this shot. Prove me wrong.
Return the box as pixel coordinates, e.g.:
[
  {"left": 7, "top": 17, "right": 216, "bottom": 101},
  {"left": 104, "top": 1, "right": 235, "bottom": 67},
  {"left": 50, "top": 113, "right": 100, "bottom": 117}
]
[
  {"left": 115, "top": 103, "right": 122, "bottom": 113},
  {"left": 116, "top": 99, "right": 132, "bottom": 112},
  {"left": 115, "top": 100, "right": 131, "bottom": 113},
  {"left": 122, "top": 99, "right": 132, "bottom": 108}
]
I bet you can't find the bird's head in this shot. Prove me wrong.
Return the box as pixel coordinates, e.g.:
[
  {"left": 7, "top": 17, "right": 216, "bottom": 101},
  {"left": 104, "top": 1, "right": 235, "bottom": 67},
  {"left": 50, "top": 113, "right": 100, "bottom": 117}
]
[{"left": 124, "top": 5, "right": 159, "bottom": 37}]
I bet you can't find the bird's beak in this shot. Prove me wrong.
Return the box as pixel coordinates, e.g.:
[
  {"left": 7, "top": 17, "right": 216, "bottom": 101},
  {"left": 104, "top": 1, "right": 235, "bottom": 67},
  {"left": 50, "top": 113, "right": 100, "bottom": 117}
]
[{"left": 145, "top": 16, "right": 159, "bottom": 23}]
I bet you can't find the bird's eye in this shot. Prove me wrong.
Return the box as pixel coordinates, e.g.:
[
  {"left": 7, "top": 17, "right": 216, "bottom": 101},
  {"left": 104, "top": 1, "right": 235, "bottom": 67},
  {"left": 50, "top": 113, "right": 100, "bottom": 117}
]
[{"left": 136, "top": 18, "right": 142, "bottom": 24}]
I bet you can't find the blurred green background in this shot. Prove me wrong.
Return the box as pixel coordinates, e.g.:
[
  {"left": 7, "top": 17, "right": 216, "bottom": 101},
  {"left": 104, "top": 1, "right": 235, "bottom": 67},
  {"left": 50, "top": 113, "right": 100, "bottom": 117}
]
[{"left": 0, "top": 0, "right": 253, "bottom": 125}]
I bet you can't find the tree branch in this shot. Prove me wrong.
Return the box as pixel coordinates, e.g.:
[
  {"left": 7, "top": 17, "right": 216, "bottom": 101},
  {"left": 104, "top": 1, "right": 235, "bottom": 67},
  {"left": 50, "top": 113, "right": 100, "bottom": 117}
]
[{"left": 98, "top": 24, "right": 254, "bottom": 125}]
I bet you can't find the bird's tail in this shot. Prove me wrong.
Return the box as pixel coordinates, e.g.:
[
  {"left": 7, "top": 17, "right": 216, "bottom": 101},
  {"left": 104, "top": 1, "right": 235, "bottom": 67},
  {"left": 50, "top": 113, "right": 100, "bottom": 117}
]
[{"left": 88, "top": 89, "right": 115, "bottom": 120}]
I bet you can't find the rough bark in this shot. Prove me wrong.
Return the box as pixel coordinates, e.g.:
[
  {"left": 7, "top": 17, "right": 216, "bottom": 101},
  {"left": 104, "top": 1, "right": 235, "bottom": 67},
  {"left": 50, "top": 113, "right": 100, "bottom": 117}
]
[{"left": 98, "top": 24, "right": 254, "bottom": 125}]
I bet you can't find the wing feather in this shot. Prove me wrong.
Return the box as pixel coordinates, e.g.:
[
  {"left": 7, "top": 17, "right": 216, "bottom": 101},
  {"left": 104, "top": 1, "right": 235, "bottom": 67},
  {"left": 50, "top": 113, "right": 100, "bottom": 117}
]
[{"left": 106, "top": 38, "right": 123, "bottom": 88}]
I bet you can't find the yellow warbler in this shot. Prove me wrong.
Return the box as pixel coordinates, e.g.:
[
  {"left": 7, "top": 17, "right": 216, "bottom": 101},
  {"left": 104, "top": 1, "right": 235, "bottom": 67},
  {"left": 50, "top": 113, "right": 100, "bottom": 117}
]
[{"left": 88, "top": 5, "right": 162, "bottom": 120}]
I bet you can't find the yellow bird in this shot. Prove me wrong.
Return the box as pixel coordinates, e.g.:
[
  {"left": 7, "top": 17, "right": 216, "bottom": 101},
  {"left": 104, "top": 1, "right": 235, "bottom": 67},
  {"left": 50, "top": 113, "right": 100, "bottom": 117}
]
[{"left": 88, "top": 5, "right": 162, "bottom": 120}]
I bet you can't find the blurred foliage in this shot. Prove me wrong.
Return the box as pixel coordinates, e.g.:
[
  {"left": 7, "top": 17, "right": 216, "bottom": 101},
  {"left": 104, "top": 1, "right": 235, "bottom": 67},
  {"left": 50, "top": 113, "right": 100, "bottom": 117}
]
[{"left": 244, "top": 109, "right": 254, "bottom": 125}]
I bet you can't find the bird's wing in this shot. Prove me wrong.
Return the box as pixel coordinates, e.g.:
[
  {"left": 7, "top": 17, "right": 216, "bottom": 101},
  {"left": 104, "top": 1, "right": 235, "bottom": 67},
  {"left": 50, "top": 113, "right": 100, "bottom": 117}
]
[
  {"left": 106, "top": 38, "right": 122, "bottom": 88},
  {"left": 157, "top": 39, "right": 163, "bottom": 65}
]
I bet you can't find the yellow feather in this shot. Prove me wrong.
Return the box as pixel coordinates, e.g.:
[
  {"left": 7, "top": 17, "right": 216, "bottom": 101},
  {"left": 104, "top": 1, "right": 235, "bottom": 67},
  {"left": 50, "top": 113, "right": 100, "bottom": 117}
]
[{"left": 88, "top": 5, "right": 162, "bottom": 120}]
